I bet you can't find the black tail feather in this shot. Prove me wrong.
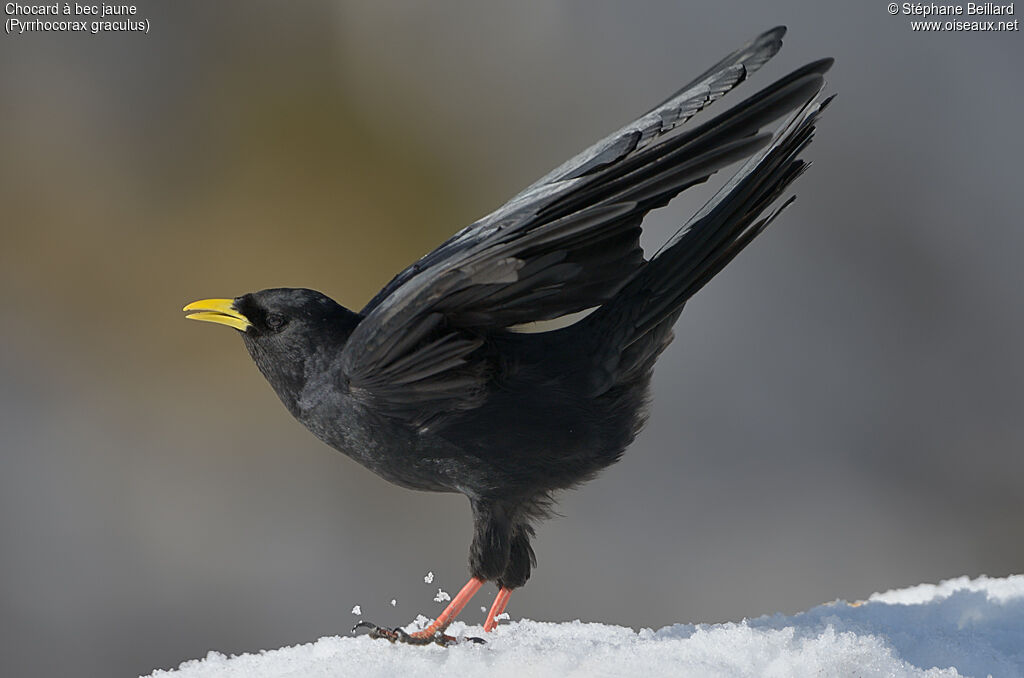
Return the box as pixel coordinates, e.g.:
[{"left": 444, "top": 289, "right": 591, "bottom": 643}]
[{"left": 588, "top": 92, "right": 832, "bottom": 376}]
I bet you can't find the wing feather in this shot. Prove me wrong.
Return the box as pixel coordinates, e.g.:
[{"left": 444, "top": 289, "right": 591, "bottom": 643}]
[{"left": 341, "top": 28, "right": 831, "bottom": 431}]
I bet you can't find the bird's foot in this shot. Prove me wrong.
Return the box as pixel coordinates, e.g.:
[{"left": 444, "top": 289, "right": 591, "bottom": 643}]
[
  {"left": 352, "top": 577, "right": 489, "bottom": 646},
  {"left": 353, "top": 621, "right": 485, "bottom": 647}
]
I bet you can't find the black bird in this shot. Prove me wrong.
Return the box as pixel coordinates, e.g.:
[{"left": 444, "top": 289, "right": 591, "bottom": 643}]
[{"left": 184, "top": 26, "right": 832, "bottom": 645}]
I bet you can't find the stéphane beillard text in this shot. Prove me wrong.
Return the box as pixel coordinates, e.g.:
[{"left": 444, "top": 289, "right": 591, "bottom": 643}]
[{"left": 901, "top": 3, "right": 1015, "bottom": 14}]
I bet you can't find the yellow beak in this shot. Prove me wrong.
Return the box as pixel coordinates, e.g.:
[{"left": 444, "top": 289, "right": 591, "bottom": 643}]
[{"left": 183, "top": 298, "right": 251, "bottom": 332}]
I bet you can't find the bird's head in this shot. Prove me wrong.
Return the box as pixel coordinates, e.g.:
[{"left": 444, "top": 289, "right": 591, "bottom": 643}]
[{"left": 184, "top": 288, "right": 360, "bottom": 411}]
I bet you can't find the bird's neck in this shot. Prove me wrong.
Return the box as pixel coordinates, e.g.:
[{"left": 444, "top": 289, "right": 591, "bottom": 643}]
[{"left": 251, "top": 346, "right": 329, "bottom": 419}]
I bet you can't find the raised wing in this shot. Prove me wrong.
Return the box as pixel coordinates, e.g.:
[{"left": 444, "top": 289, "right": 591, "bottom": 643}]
[
  {"left": 343, "top": 27, "right": 832, "bottom": 431},
  {"left": 362, "top": 27, "right": 788, "bottom": 315}
]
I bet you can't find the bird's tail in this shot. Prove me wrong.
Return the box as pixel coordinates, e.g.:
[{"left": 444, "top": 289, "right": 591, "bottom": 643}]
[{"left": 585, "top": 92, "right": 832, "bottom": 389}]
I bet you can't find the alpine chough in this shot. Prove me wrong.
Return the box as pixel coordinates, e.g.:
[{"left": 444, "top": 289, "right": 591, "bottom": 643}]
[{"left": 184, "top": 26, "right": 833, "bottom": 645}]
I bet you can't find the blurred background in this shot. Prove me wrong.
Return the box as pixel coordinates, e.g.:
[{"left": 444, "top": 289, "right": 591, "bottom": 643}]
[{"left": 1, "top": 1, "right": 1022, "bottom": 676}]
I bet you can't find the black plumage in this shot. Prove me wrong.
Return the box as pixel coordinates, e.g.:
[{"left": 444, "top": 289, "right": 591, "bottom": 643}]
[{"left": 184, "top": 26, "right": 833, "bottom": 644}]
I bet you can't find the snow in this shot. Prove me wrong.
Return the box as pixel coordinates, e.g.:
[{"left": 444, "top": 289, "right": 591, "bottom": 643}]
[
  {"left": 424, "top": 571, "right": 434, "bottom": 584},
  {"left": 434, "top": 588, "right": 451, "bottom": 603},
  {"left": 144, "top": 574, "right": 1024, "bottom": 678},
  {"left": 349, "top": 605, "right": 360, "bottom": 616}
]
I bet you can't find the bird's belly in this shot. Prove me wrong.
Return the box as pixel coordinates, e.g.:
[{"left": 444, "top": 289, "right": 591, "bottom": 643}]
[
  {"left": 435, "top": 378, "right": 648, "bottom": 496},
  {"left": 294, "top": 373, "right": 648, "bottom": 499}
]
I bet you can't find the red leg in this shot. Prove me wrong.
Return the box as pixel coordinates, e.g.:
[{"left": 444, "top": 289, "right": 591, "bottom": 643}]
[
  {"left": 410, "top": 576, "right": 485, "bottom": 639},
  {"left": 483, "top": 587, "right": 512, "bottom": 632}
]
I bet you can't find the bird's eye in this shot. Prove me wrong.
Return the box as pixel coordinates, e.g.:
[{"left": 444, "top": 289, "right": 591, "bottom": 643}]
[{"left": 265, "top": 312, "right": 287, "bottom": 330}]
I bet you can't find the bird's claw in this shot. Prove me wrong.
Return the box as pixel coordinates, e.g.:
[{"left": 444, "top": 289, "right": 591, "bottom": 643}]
[{"left": 353, "top": 620, "right": 485, "bottom": 646}]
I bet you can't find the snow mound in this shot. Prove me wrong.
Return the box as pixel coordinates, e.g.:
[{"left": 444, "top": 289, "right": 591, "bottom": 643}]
[{"left": 144, "top": 574, "right": 1024, "bottom": 678}]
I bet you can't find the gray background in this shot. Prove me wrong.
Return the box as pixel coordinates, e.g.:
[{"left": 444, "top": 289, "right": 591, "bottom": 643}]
[{"left": 1, "top": 2, "right": 1022, "bottom": 676}]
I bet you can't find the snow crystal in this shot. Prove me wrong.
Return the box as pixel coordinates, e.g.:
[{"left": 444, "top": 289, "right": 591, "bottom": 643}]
[
  {"left": 424, "top": 571, "right": 434, "bottom": 584},
  {"left": 350, "top": 605, "right": 361, "bottom": 616},
  {"left": 433, "top": 588, "right": 451, "bottom": 603},
  {"left": 143, "top": 574, "right": 1024, "bottom": 678}
]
